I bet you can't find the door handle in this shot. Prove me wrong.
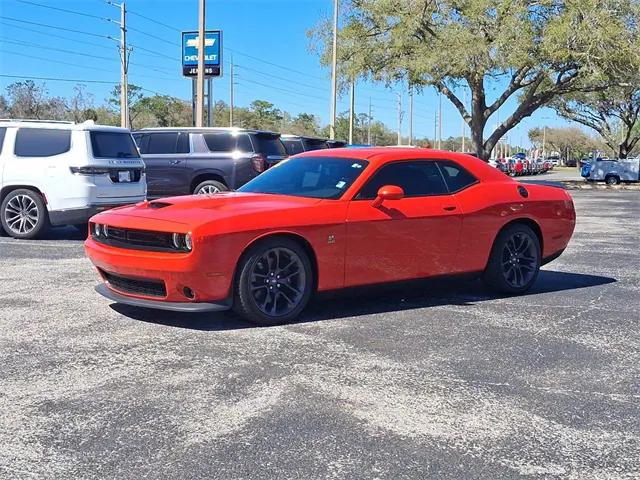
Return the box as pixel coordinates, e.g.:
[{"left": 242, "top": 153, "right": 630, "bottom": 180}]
[
  {"left": 169, "top": 159, "right": 182, "bottom": 165},
  {"left": 442, "top": 205, "right": 457, "bottom": 211}
]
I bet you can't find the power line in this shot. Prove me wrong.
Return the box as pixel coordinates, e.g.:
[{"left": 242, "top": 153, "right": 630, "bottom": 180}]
[
  {"left": 127, "top": 9, "right": 181, "bottom": 33},
  {"left": 15, "top": 0, "right": 112, "bottom": 21},
  {"left": 126, "top": 25, "right": 180, "bottom": 48},
  {"left": 0, "top": 74, "right": 117, "bottom": 85},
  {"left": 0, "top": 21, "right": 114, "bottom": 52},
  {"left": 0, "top": 16, "right": 116, "bottom": 41}
]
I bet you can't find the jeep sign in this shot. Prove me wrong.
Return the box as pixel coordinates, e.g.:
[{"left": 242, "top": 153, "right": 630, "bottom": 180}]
[{"left": 182, "top": 30, "right": 222, "bottom": 77}]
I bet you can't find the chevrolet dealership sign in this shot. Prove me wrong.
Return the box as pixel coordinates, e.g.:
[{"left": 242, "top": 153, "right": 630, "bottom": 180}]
[{"left": 182, "top": 30, "right": 222, "bottom": 77}]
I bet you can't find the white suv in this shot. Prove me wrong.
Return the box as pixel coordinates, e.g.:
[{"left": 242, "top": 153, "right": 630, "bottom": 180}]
[{"left": 0, "top": 120, "right": 146, "bottom": 239}]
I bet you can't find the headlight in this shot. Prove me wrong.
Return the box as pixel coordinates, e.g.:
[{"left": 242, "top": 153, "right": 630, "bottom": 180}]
[
  {"left": 93, "top": 223, "right": 102, "bottom": 236},
  {"left": 172, "top": 233, "right": 192, "bottom": 252}
]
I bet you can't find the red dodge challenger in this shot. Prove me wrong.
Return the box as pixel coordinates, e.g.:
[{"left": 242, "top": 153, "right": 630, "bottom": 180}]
[{"left": 85, "top": 148, "right": 576, "bottom": 326}]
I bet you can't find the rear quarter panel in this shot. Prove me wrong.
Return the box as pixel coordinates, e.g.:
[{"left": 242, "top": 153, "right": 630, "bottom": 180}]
[{"left": 455, "top": 181, "right": 575, "bottom": 273}]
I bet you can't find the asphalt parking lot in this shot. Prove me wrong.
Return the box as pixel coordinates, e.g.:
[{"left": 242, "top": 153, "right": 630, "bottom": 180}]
[{"left": 1, "top": 190, "right": 638, "bottom": 480}]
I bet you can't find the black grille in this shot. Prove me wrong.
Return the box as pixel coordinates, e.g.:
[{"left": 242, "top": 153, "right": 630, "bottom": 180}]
[
  {"left": 94, "top": 226, "right": 177, "bottom": 252},
  {"left": 100, "top": 269, "right": 166, "bottom": 297}
]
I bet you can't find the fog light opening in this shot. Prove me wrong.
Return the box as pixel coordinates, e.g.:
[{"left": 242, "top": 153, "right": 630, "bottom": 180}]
[{"left": 183, "top": 287, "right": 195, "bottom": 300}]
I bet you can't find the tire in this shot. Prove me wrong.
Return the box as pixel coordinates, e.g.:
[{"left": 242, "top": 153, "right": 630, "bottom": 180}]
[
  {"left": 483, "top": 223, "right": 541, "bottom": 295},
  {"left": 193, "top": 180, "right": 228, "bottom": 195},
  {"left": 233, "top": 237, "right": 314, "bottom": 326},
  {"left": 1, "top": 189, "right": 50, "bottom": 239},
  {"left": 605, "top": 175, "right": 620, "bottom": 185}
]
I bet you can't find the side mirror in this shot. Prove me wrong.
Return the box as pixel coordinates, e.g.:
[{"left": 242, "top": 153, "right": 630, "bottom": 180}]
[{"left": 372, "top": 185, "right": 404, "bottom": 208}]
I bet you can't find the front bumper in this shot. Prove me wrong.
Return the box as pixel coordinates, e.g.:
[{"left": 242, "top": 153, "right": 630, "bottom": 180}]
[
  {"left": 95, "top": 284, "right": 230, "bottom": 312},
  {"left": 49, "top": 201, "right": 144, "bottom": 226}
]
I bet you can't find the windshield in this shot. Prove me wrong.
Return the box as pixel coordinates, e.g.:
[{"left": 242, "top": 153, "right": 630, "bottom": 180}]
[
  {"left": 90, "top": 131, "right": 140, "bottom": 158},
  {"left": 238, "top": 156, "right": 368, "bottom": 199}
]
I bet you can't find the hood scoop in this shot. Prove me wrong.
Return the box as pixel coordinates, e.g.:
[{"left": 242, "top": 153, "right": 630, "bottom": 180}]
[{"left": 147, "top": 201, "right": 173, "bottom": 209}]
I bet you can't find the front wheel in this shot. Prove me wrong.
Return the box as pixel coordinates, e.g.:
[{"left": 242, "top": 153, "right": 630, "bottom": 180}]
[
  {"left": 483, "top": 224, "right": 541, "bottom": 294},
  {"left": 1, "top": 189, "right": 50, "bottom": 239},
  {"left": 605, "top": 175, "right": 620, "bottom": 185},
  {"left": 233, "top": 238, "right": 314, "bottom": 326}
]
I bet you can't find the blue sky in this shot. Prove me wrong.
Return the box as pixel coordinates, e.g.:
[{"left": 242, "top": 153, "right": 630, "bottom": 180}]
[{"left": 0, "top": 0, "right": 573, "bottom": 145}]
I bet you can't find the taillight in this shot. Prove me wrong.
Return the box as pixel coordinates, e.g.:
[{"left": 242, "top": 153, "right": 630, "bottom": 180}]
[
  {"left": 251, "top": 154, "right": 266, "bottom": 173},
  {"left": 70, "top": 166, "right": 110, "bottom": 175}
]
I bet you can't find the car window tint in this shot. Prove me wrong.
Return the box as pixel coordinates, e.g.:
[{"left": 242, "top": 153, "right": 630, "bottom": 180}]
[
  {"left": 146, "top": 133, "right": 178, "bottom": 154},
  {"left": 236, "top": 134, "right": 253, "bottom": 152},
  {"left": 437, "top": 161, "right": 477, "bottom": 192},
  {"left": 0, "top": 127, "right": 6, "bottom": 154},
  {"left": 357, "top": 161, "right": 448, "bottom": 199},
  {"left": 203, "top": 133, "right": 236, "bottom": 152},
  {"left": 90, "top": 131, "right": 140, "bottom": 158},
  {"left": 177, "top": 133, "right": 190, "bottom": 153},
  {"left": 254, "top": 134, "right": 287, "bottom": 157},
  {"left": 282, "top": 139, "right": 304, "bottom": 155},
  {"left": 14, "top": 128, "right": 71, "bottom": 157}
]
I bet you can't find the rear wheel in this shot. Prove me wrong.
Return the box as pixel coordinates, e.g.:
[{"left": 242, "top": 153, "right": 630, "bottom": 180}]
[
  {"left": 1, "top": 189, "right": 50, "bottom": 239},
  {"left": 483, "top": 224, "right": 541, "bottom": 294},
  {"left": 233, "top": 237, "right": 313, "bottom": 326},
  {"left": 193, "top": 180, "right": 228, "bottom": 195},
  {"left": 605, "top": 175, "right": 620, "bottom": 185}
]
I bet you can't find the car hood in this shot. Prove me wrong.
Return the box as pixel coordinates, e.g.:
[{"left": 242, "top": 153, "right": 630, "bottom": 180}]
[{"left": 92, "top": 192, "right": 323, "bottom": 231}]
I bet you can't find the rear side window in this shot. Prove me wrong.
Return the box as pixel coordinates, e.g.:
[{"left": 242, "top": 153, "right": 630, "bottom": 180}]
[
  {"left": 236, "top": 134, "right": 253, "bottom": 152},
  {"left": 357, "top": 161, "right": 448, "bottom": 199},
  {"left": 303, "top": 138, "right": 329, "bottom": 151},
  {"left": 254, "top": 134, "right": 287, "bottom": 156},
  {"left": 203, "top": 133, "right": 236, "bottom": 152},
  {"left": 282, "top": 139, "right": 304, "bottom": 155},
  {"left": 14, "top": 128, "right": 71, "bottom": 157},
  {"left": 90, "top": 131, "right": 140, "bottom": 158},
  {"left": 146, "top": 132, "right": 179, "bottom": 154},
  {"left": 437, "top": 161, "right": 477, "bottom": 192},
  {"left": 0, "top": 127, "right": 6, "bottom": 154}
]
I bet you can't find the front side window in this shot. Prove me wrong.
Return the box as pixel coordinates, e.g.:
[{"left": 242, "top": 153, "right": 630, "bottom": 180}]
[
  {"left": 146, "top": 133, "right": 179, "bottom": 154},
  {"left": 14, "top": 128, "right": 71, "bottom": 157},
  {"left": 437, "top": 160, "right": 478, "bottom": 192},
  {"left": 90, "top": 131, "right": 140, "bottom": 158},
  {"left": 356, "top": 161, "right": 448, "bottom": 199},
  {"left": 239, "top": 157, "right": 368, "bottom": 200}
]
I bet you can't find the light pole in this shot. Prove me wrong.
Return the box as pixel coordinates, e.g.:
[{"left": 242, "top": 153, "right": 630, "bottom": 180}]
[
  {"left": 106, "top": 1, "right": 130, "bottom": 128},
  {"left": 329, "top": 0, "right": 339, "bottom": 140},
  {"left": 348, "top": 78, "right": 355, "bottom": 144},
  {"left": 195, "top": 0, "right": 206, "bottom": 127}
]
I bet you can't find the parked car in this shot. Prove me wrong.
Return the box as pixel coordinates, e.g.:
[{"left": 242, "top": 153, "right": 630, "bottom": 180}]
[
  {"left": 86, "top": 148, "right": 576, "bottom": 326},
  {"left": 326, "top": 140, "right": 348, "bottom": 148},
  {"left": 0, "top": 119, "right": 145, "bottom": 239},
  {"left": 582, "top": 158, "right": 640, "bottom": 184},
  {"left": 281, "top": 135, "right": 329, "bottom": 155},
  {"left": 133, "top": 128, "right": 288, "bottom": 197}
]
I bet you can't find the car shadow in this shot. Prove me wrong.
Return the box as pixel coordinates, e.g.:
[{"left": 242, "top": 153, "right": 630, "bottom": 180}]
[{"left": 109, "top": 270, "right": 616, "bottom": 331}]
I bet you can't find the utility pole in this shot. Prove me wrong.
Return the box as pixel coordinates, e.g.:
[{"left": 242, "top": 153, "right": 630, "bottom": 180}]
[
  {"left": 409, "top": 89, "right": 414, "bottom": 146},
  {"left": 207, "top": 78, "right": 213, "bottom": 127},
  {"left": 367, "top": 96, "right": 372, "bottom": 145},
  {"left": 461, "top": 89, "right": 466, "bottom": 152},
  {"left": 542, "top": 125, "right": 546, "bottom": 159},
  {"left": 433, "top": 109, "right": 437, "bottom": 148},
  {"left": 397, "top": 92, "right": 402, "bottom": 145},
  {"left": 107, "top": 1, "right": 130, "bottom": 128},
  {"left": 437, "top": 92, "right": 442, "bottom": 149},
  {"left": 329, "top": 0, "right": 339, "bottom": 139},
  {"left": 195, "top": 0, "right": 206, "bottom": 127},
  {"left": 229, "top": 57, "right": 234, "bottom": 126},
  {"left": 348, "top": 79, "right": 355, "bottom": 144}
]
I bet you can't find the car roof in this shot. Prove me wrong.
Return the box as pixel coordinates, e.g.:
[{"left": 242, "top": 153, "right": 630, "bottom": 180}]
[
  {"left": 295, "top": 147, "right": 509, "bottom": 182},
  {"left": 281, "top": 134, "right": 328, "bottom": 141},
  {"left": 0, "top": 119, "right": 129, "bottom": 132},
  {"left": 135, "top": 127, "right": 280, "bottom": 136}
]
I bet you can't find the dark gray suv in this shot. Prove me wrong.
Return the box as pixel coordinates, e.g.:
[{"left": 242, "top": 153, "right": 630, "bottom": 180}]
[{"left": 133, "top": 128, "right": 287, "bottom": 197}]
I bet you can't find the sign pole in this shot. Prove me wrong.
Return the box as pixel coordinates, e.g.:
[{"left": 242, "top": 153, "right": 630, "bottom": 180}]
[
  {"left": 191, "top": 78, "right": 196, "bottom": 127},
  {"left": 207, "top": 78, "right": 213, "bottom": 127},
  {"left": 195, "top": 0, "right": 206, "bottom": 127}
]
